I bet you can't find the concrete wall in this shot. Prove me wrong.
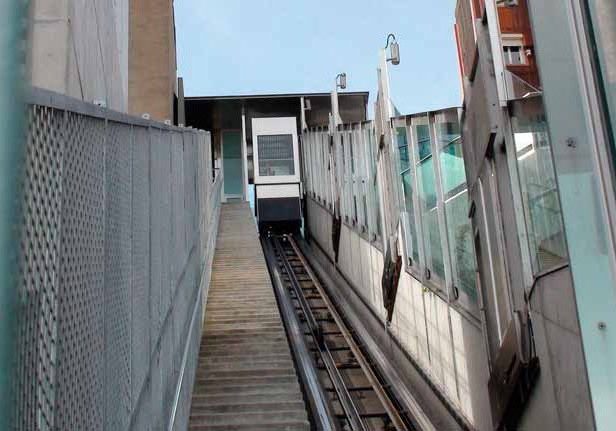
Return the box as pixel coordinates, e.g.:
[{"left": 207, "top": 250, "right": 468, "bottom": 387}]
[
  {"left": 29, "top": 0, "right": 128, "bottom": 112},
  {"left": 306, "top": 197, "right": 493, "bottom": 431},
  {"left": 128, "top": 0, "right": 177, "bottom": 122},
  {"left": 517, "top": 268, "right": 594, "bottom": 430}
]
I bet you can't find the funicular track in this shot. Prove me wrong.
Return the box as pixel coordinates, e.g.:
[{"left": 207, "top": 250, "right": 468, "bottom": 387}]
[{"left": 264, "top": 234, "right": 415, "bottom": 431}]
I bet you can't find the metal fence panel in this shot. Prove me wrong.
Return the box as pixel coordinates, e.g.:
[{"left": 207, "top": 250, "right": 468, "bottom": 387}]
[
  {"left": 14, "top": 89, "right": 222, "bottom": 431},
  {"left": 55, "top": 112, "right": 106, "bottom": 430},
  {"left": 131, "top": 125, "right": 151, "bottom": 409},
  {"left": 104, "top": 121, "right": 133, "bottom": 430}
]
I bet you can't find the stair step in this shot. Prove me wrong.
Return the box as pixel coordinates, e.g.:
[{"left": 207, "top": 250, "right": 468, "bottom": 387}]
[
  {"left": 202, "top": 328, "right": 282, "bottom": 339},
  {"left": 200, "top": 343, "right": 289, "bottom": 355},
  {"left": 189, "top": 420, "right": 310, "bottom": 430},
  {"left": 190, "top": 392, "right": 303, "bottom": 407},
  {"left": 198, "top": 353, "right": 291, "bottom": 363},
  {"left": 189, "top": 411, "right": 308, "bottom": 426},
  {"left": 191, "top": 400, "right": 305, "bottom": 414},
  {"left": 200, "top": 360, "right": 294, "bottom": 372},
  {"left": 201, "top": 368, "right": 296, "bottom": 379},
  {"left": 198, "top": 382, "right": 301, "bottom": 396},
  {"left": 202, "top": 336, "right": 288, "bottom": 347},
  {"left": 196, "top": 375, "right": 297, "bottom": 387}
]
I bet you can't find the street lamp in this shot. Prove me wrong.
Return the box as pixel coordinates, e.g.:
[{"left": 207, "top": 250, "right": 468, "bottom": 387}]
[
  {"left": 331, "top": 72, "right": 347, "bottom": 127},
  {"left": 385, "top": 33, "right": 400, "bottom": 65},
  {"left": 335, "top": 73, "right": 347, "bottom": 90}
]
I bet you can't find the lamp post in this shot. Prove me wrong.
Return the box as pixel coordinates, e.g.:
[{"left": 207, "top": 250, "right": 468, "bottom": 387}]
[
  {"left": 331, "top": 72, "right": 347, "bottom": 129},
  {"left": 376, "top": 33, "right": 402, "bottom": 262}
]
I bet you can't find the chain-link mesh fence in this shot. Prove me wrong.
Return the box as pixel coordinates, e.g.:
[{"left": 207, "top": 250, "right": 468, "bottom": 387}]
[{"left": 13, "top": 88, "right": 222, "bottom": 431}]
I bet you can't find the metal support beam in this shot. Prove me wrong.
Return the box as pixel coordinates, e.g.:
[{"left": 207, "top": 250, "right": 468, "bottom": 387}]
[{"left": 0, "top": 1, "right": 27, "bottom": 428}]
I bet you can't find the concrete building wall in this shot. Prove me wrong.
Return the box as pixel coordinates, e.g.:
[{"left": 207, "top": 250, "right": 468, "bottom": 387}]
[
  {"left": 128, "top": 0, "right": 177, "bottom": 122},
  {"left": 28, "top": 0, "right": 128, "bottom": 112},
  {"left": 305, "top": 197, "right": 493, "bottom": 431}
]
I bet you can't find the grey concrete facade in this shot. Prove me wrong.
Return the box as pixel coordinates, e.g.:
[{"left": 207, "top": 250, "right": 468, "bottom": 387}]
[{"left": 28, "top": 0, "right": 128, "bottom": 112}]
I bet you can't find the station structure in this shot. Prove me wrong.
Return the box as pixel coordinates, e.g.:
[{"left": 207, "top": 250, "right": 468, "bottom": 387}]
[{"left": 2, "top": 0, "right": 616, "bottom": 430}]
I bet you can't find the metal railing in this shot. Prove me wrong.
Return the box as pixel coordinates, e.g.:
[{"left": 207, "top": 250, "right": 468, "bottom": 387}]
[{"left": 13, "top": 87, "right": 222, "bottom": 431}]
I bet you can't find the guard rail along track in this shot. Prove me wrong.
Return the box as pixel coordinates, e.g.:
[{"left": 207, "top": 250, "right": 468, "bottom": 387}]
[{"left": 263, "top": 233, "right": 416, "bottom": 431}]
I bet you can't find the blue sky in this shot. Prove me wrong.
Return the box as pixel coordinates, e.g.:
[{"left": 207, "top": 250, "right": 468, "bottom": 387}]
[{"left": 176, "top": 0, "right": 461, "bottom": 115}]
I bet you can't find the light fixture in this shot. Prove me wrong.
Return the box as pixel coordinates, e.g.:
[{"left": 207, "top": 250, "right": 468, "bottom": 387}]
[
  {"left": 335, "top": 73, "right": 347, "bottom": 90},
  {"left": 385, "top": 33, "right": 400, "bottom": 65}
]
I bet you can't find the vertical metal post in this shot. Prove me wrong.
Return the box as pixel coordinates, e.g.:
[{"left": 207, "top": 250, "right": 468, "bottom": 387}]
[
  {"left": 240, "top": 107, "right": 249, "bottom": 202},
  {"left": 0, "top": 0, "right": 27, "bottom": 428}
]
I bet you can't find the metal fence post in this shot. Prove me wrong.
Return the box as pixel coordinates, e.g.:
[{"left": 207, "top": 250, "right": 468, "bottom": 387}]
[{"left": 0, "top": 0, "right": 27, "bottom": 428}]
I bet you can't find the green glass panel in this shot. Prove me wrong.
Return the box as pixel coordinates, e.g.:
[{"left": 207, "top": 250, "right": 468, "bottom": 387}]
[
  {"left": 418, "top": 157, "right": 438, "bottom": 209},
  {"left": 395, "top": 127, "right": 410, "bottom": 172},
  {"left": 441, "top": 142, "right": 467, "bottom": 195},
  {"left": 417, "top": 156, "right": 444, "bottom": 279},
  {"left": 223, "top": 131, "right": 243, "bottom": 196},
  {"left": 402, "top": 171, "right": 419, "bottom": 264},
  {"left": 415, "top": 123, "right": 432, "bottom": 160},
  {"left": 426, "top": 208, "right": 445, "bottom": 280},
  {"left": 446, "top": 191, "right": 477, "bottom": 301},
  {"left": 436, "top": 120, "right": 461, "bottom": 146}
]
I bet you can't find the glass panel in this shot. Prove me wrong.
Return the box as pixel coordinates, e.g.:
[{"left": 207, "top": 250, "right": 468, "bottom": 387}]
[
  {"left": 258, "top": 134, "right": 294, "bottom": 176},
  {"left": 223, "top": 131, "right": 243, "bottom": 195},
  {"left": 441, "top": 141, "right": 467, "bottom": 196},
  {"left": 396, "top": 127, "right": 410, "bottom": 171},
  {"left": 511, "top": 97, "right": 568, "bottom": 273},
  {"left": 418, "top": 158, "right": 438, "bottom": 208},
  {"left": 368, "top": 128, "right": 382, "bottom": 238},
  {"left": 446, "top": 191, "right": 477, "bottom": 301},
  {"left": 585, "top": 0, "right": 616, "bottom": 163},
  {"left": 415, "top": 120, "right": 432, "bottom": 160},
  {"left": 426, "top": 207, "right": 445, "bottom": 280},
  {"left": 418, "top": 157, "right": 445, "bottom": 279},
  {"left": 402, "top": 170, "right": 419, "bottom": 264},
  {"left": 436, "top": 116, "right": 461, "bottom": 146}
]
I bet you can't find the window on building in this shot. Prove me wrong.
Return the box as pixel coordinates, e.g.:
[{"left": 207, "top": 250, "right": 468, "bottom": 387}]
[
  {"left": 510, "top": 97, "right": 568, "bottom": 273},
  {"left": 502, "top": 36, "right": 526, "bottom": 65},
  {"left": 258, "top": 134, "right": 294, "bottom": 176}
]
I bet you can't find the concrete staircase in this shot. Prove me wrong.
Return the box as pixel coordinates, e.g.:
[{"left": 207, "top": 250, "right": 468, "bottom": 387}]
[{"left": 189, "top": 203, "right": 309, "bottom": 431}]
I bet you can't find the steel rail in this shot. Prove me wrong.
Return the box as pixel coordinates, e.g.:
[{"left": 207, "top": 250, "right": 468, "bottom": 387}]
[
  {"left": 273, "top": 237, "right": 367, "bottom": 431},
  {"left": 286, "top": 235, "right": 409, "bottom": 431},
  {"left": 261, "top": 235, "right": 338, "bottom": 431}
]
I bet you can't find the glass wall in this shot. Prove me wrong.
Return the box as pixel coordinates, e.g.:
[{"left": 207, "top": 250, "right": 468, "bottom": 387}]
[
  {"left": 394, "top": 122, "right": 419, "bottom": 265},
  {"left": 510, "top": 97, "right": 568, "bottom": 273},
  {"left": 301, "top": 123, "right": 382, "bottom": 243},
  {"left": 436, "top": 112, "right": 477, "bottom": 303},
  {"left": 302, "top": 110, "right": 477, "bottom": 312},
  {"left": 585, "top": 0, "right": 616, "bottom": 165},
  {"left": 413, "top": 115, "right": 446, "bottom": 283},
  {"left": 393, "top": 109, "right": 477, "bottom": 310}
]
